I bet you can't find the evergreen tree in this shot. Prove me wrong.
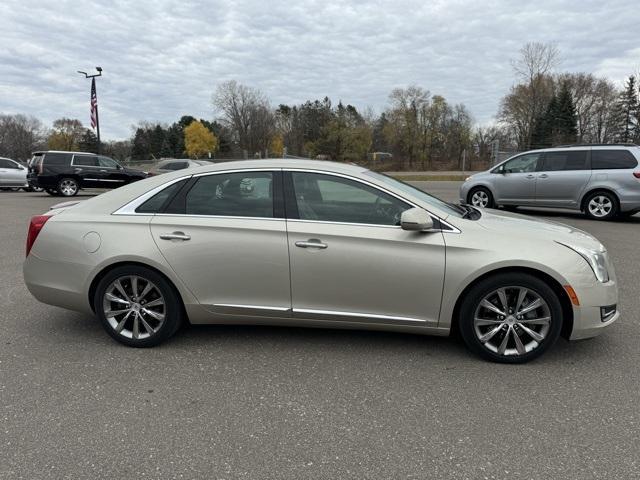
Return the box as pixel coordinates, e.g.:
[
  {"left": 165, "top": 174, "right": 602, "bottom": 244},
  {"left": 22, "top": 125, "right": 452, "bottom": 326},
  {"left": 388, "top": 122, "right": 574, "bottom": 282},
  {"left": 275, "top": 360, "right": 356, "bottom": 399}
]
[
  {"left": 615, "top": 75, "right": 639, "bottom": 143},
  {"left": 553, "top": 82, "right": 578, "bottom": 145},
  {"left": 78, "top": 129, "right": 99, "bottom": 153},
  {"left": 130, "top": 128, "right": 149, "bottom": 160},
  {"left": 531, "top": 94, "right": 557, "bottom": 148}
]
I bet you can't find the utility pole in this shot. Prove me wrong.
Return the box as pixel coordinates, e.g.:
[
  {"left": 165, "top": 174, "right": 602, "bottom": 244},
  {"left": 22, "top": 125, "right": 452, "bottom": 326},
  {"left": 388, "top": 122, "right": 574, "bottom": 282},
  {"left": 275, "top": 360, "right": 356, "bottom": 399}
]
[{"left": 77, "top": 67, "right": 103, "bottom": 153}]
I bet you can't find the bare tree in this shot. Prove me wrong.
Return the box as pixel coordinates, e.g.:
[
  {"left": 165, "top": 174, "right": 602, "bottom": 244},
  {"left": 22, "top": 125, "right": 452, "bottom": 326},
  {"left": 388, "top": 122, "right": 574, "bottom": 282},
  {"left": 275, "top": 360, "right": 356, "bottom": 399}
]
[
  {"left": 0, "top": 114, "right": 46, "bottom": 161},
  {"left": 212, "top": 81, "right": 274, "bottom": 155}
]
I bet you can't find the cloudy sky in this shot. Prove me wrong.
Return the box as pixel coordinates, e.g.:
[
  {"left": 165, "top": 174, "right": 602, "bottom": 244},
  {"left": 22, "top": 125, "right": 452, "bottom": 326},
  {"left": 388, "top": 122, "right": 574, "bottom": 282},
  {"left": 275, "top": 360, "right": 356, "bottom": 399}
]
[{"left": 1, "top": 0, "right": 638, "bottom": 139}]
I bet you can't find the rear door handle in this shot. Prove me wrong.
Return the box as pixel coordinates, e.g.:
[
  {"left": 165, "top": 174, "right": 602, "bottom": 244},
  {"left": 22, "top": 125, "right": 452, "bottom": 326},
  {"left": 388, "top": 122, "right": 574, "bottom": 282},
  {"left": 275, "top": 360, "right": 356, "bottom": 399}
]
[
  {"left": 159, "top": 231, "right": 191, "bottom": 241},
  {"left": 526, "top": 174, "right": 535, "bottom": 179},
  {"left": 295, "top": 239, "right": 327, "bottom": 249}
]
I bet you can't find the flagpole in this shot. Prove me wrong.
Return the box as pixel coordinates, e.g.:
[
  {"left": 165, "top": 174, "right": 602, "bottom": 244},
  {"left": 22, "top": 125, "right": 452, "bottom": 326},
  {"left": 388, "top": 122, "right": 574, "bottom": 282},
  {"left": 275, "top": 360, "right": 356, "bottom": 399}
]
[{"left": 77, "top": 67, "right": 103, "bottom": 154}]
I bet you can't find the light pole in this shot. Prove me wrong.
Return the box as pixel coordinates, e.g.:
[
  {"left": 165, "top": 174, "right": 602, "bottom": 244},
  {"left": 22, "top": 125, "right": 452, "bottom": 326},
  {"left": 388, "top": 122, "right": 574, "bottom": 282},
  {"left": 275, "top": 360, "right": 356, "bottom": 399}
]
[{"left": 77, "top": 67, "right": 102, "bottom": 153}]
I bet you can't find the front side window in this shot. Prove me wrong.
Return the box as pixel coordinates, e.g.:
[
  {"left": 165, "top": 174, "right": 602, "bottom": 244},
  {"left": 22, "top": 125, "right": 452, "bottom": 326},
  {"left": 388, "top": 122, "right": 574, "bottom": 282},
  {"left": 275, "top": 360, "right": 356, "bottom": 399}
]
[
  {"left": 501, "top": 153, "right": 541, "bottom": 173},
  {"left": 290, "top": 172, "right": 409, "bottom": 226},
  {"left": 0, "top": 159, "right": 19, "bottom": 168},
  {"left": 185, "top": 171, "right": 274, "bottom": 218},
  {"left": 542, "top": 151, "right": 588, "bottom": 171},
  {"left": 591, "top": 150, "right": 638, "bottom": 170},
  {"left": 73, "top": 155, "right": 98, "bottom": 167},
  {"left": 98, "top": 156, "right": 119, "bottom": 168}
]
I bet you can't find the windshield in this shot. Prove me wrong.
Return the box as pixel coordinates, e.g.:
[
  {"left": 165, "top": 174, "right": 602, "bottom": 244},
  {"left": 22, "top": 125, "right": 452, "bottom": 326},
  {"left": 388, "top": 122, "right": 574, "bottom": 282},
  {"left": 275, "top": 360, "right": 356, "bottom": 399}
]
[{"left": 364, "top": 171, "right": 464, "bottom": 218}]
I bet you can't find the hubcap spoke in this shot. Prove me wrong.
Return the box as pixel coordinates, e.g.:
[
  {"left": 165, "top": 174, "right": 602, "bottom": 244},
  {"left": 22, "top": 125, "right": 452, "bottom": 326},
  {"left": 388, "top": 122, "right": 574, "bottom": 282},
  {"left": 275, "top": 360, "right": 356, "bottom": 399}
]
[
  {"left": 142, "top": 308, "right": 164, "bottom": 321},
  {"left": 479, "top": 324, "right": 504, "bottom": 343},
  {"left": 517, "top": 298, "right": 542, "bottom": 315},
  {"left": 105, "top": 292, "right": 129, "bottom": 305},
  {"left": 497, "top": 326, "right": 511, "bottom": 355},
  {"left": 512, "top": 329, "right": 526, "bottom": 355},
  {"left": 105, "top": 307, "right": 130, "bottom": 317},
  {"left": 142, "top": 298, "right": 163, "bottom": 308},
  {"left": 131, "top": 276, "right": 139, "bottom": 298},
  {"left": 115, "top": 311, "right": 132, "bottom": 333},
  {"left": 114, "top": 280, "right": 130, "bottom": 302},
  {"left": 518, "top": 323, "right": 545, "bottom": 342},
  {"left": 518, "top": 316, "right": 550, "bottom": 325},
  {"left": 515, "top": 288, "right": 527, "bottom": 313},
  {"left": 480, "top": 299, "right": 506, "bottom": 316},
  {"left": 132, "top": 314, "right": 140, "bottom": 339},
  {"left": 496, "top": 288, "right": 509, "bottom": 313},
  {"left": 141, "top": 318, "right": 156, "bottom": 335}
]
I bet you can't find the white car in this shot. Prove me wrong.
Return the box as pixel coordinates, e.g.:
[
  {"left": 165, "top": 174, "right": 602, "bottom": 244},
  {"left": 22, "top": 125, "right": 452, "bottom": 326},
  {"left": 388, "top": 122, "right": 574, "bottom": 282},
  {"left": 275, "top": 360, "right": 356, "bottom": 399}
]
[{"left": 23, "top": 159, "right": 619, "bottom": 363}]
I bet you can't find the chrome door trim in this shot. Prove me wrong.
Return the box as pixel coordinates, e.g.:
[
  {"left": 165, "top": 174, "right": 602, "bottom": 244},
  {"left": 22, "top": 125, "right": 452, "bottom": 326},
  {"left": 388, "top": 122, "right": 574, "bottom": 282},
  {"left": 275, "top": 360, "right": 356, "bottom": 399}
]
[
  {"left": 292, "top": 308, "right": 428, "bottom": 323},
  {"left": 214, "top": 304, "right": 291, "bottom": 312}
]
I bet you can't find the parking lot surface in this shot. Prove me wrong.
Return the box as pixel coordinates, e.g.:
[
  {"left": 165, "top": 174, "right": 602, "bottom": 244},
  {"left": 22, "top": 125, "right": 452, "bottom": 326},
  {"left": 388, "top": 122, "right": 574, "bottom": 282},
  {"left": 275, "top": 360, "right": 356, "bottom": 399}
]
[{"left": 1, "top": 184, "right": 639, "bottom": 479}]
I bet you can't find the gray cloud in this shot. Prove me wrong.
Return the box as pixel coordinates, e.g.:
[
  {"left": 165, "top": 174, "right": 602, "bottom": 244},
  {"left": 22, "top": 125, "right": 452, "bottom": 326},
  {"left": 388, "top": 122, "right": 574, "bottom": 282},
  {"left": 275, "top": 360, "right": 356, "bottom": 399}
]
[{"left": 1, "top": 0, "right": 639, "bottom": 139}]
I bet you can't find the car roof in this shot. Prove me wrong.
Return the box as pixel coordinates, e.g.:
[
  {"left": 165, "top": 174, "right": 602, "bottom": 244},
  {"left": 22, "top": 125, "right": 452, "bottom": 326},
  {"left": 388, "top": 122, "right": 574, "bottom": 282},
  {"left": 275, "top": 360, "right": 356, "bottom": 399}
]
[
  {"left": 33, "top": 150, "right": 99, "bottom": 155},
  {"left": 186, "top": 158, "right": 367, "bottom": 175}
]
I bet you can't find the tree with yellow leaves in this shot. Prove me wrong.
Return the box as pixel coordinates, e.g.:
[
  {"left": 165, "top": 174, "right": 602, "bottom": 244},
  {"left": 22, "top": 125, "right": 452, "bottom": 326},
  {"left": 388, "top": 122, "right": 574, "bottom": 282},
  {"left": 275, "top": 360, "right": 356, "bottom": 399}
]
[
  {"left": 269, "top": 134, "right": 284, "bottom": 157},
  {"left": 184, "top": 120, "right": 218, "bottom": 158}
]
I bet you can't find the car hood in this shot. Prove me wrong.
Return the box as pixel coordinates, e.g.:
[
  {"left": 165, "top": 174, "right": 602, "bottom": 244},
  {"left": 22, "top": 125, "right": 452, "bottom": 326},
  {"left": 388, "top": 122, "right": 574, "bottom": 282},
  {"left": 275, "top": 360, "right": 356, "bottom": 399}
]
[{"left": 472, "top": 208, "right": 604, "bottom": 251}]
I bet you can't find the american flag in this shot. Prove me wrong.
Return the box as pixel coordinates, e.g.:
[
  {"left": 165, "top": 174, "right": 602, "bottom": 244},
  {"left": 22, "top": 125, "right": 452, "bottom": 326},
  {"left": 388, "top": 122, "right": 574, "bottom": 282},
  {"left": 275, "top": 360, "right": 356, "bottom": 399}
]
[{"left": 90, "top": 78, "right": 98, "bottom": 129}]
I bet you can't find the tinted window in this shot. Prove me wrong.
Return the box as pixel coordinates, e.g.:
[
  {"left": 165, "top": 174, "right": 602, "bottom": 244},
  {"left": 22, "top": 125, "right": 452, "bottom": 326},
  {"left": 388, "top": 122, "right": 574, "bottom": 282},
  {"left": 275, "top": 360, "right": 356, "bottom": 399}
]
[
  {"left": 591, "top": 150, "right": 638, "bottom": 170},
  {"left": 136, "top": 180, "right": 187, "bottom": 213},
  {"left": 72, "top": 155, "right": 98, "bottom": 166},
  {"left": 542, "top": 151, "right": 588, "bottom": 171},
  {"left": 502, "top": 153, "right": 540, "bottom": 173},
  {"left": 0, "top": 159, "right": 19, "bottom": 168},
  {"left": 44, "top": 152, "right": 70, "bottom": 165},
  {"left": 98, "top": 156, "right": 119, "bottom": 168},
  {"left": 165, "top": 161, "right": 189, "bottom": 170},
  {"left": 185, "top": 172, "right": 274, "bottom": 217},
  {"left": 291, "top": 172, "right": 409, "bottom": 225}
]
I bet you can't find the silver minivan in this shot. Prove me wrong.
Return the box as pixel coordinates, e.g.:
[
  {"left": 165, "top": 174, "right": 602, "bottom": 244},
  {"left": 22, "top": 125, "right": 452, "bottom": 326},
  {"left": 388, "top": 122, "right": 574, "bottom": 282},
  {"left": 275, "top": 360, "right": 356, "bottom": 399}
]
[{"left": 460, "top": 145, "right": 640, "bottom": 219}]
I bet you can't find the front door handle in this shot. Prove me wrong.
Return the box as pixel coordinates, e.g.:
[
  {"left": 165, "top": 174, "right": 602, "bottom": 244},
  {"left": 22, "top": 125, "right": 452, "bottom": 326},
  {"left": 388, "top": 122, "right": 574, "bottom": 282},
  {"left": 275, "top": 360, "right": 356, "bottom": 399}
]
[
  {"left": 538, "top": 174, "right": 549, "bottom": 179},
  {"left": 526, "top": 174, "right": 535, "bottom": 179},
  {"left": 159, "top": 231, "right": 191, "bottom": 241},
  {"left": 295, "top": 239, "right": 328, "bottom": 249}
]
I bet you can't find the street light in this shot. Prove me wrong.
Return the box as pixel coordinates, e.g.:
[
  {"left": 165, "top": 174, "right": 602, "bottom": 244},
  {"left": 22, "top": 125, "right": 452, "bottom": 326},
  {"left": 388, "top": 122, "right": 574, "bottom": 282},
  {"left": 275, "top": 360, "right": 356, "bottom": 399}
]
[{"left": 77, "top": 67, "right": 103, "bottom": 153}]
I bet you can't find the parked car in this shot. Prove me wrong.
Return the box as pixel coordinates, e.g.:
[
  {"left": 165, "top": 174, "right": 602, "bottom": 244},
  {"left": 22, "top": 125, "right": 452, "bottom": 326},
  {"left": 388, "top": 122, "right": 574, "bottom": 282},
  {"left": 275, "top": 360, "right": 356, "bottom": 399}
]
[
  {"left": 147, "top": 158, "right": 212, "bottom": 176},
  {"left": 0, "top": 157, "right": 43, "bottom": 192},
  {"left": 460, "top": 144, "right": 640, "bottom": 220},
  {"left": 23, "top": 159, "right": 618, "bottom": 363},
  {"left": 27, "top": 151, "right": 147, "bottom": 196}
]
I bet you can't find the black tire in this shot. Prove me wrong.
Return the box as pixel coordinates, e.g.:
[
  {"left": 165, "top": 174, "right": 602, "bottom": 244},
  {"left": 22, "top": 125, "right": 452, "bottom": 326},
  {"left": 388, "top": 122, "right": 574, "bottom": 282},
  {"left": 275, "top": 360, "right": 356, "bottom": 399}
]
[
  {"left": 57, "top": 177, "right": 79, "bottom": 197},
  {"left": 94, "top": 265, "right": 183, "bottom": 347},
  {"left": 458, "top": 273, "right": 563, "bottom": 364},
  {"left": 583, "top": 191, "right": 618, "bottom": 220},
  {"left": 467, "top": 186, "right": 495, "bottom": 208}
]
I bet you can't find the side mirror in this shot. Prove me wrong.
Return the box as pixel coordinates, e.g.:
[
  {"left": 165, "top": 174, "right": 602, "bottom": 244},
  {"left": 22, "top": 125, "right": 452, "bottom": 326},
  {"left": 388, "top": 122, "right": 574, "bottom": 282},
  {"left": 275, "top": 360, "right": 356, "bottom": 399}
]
[{"left": 400, "top": 207, "right": 434, "bottom": 231}]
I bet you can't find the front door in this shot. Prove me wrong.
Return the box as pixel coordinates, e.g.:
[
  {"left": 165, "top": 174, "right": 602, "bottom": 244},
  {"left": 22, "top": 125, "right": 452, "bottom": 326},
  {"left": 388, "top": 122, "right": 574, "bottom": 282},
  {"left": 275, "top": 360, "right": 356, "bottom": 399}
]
[
  {"left": 149, "top": 170, "right": 291, "bottom": 316},
  {"left": 491, "top": 152, "right": 542, "bottom": 204},
  {"left": 97, "top": 156, "right": 129, "bottom": 188},
  {"left": 0, "top": 159, "right": 26, "bottom": 186},
  {"left": 284, "top": 171, "right": 446, "bottom": 326},
  {"left": 534, "top": 150, "right": 591, "bottom": 208}
]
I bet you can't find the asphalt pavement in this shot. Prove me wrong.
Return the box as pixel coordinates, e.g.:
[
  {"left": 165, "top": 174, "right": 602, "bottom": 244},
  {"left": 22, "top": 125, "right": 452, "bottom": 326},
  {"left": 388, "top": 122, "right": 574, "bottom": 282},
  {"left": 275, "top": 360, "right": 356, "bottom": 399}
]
[{"left": 1, "top": 184, "right": 639, "bottom": 479}]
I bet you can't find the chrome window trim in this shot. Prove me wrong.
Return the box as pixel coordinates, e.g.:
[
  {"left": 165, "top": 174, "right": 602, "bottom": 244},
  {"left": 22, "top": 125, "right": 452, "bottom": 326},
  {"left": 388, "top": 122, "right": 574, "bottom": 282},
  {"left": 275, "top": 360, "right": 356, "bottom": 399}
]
[
  {"left": 111, "top": 167, "right": 461, "bottom": 233},
  {"left": 112, "top": 176, "right": 192, "bottom": 215},
  {"left": 285, "top": 168, "right": 460, "bottom": 233},
  {"left": 85, "top": 178, "right": 125, "bottom": 182},
  {"left": 154, "top": 213, "right": 285, "bottom": 222},
  {"left": 292, "top": 308, "right": 427, "bottom": 323}
]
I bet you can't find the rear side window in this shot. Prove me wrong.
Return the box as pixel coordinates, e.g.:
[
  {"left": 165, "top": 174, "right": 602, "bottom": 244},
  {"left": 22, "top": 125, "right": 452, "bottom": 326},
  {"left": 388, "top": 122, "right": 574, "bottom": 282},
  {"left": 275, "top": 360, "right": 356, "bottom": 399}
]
[
  {"left": 136, "top": 180, "right": 188, "bottom": 213},
  {"left": 72, "top": 155, "right": 98, "bottom": 166},
  {"left": 591, "top": 150, "right": 638, "bottom": 170},
  {"left": 0, "top": 159, "right": 19, "bottom": 168},
  {"left": 542, "top": 151, "right": 588, "bottom": 171},
  {"left": 185, "top": 172, "right": 274, "bottom": 218},
  {"left": 43, "top": 152, "right": 70, "bottom": 165}
]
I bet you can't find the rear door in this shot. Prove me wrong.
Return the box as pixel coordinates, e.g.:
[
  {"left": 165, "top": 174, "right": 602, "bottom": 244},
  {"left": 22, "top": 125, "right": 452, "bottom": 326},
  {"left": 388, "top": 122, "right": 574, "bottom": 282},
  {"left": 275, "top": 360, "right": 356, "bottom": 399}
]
[
  {"left": 149, "top": 170, "right": 291, "bottom": 316},
  {"left": 535, "top": 149, "right": 590, "bottom": 208},
  {"left": 491, "top": 152, "right": 542, "bottom": 204},
  {"left": 71, "top": 154, "right": 102, "bottom": 187}
]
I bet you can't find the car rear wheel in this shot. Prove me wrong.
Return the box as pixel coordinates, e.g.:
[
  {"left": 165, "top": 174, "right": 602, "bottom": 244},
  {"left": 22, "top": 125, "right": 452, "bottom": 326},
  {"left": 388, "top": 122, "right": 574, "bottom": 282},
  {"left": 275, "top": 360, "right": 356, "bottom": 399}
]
[
  {"left": 458, "top": 273, "right": 563, "bottom": 363},
  {"left": 468, "top": 187, "right": 494, "bottom": 208},
  {"left": 58, "top": 177, "right": 79, "bottom": 196},
  {"left": 94, "top": 266, "right": 183, "bottom": 347},
  {"left": 584, "top": 191, "right": 618, "bottom": 220}
]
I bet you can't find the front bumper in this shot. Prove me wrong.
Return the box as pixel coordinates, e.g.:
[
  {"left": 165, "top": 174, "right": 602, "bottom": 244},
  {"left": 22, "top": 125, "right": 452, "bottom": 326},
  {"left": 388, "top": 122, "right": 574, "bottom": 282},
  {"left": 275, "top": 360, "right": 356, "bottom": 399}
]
[{"left": 569, "top": 279, "right": 619, "bottom": 340}]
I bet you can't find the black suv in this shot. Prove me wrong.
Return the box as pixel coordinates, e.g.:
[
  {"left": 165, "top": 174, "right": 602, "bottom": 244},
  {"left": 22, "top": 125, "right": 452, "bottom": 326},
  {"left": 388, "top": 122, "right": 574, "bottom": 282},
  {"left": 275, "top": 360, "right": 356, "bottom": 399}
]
[{"left": 28, "top": 151, "right": 147, "bottom": 196}]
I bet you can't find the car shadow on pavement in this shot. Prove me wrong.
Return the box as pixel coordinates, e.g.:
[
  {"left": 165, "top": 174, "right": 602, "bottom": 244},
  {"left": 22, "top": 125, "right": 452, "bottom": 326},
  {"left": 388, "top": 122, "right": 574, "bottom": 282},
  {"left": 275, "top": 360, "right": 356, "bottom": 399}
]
[{"left": 505, "top": 207, "right": 640, "bottom": 224}]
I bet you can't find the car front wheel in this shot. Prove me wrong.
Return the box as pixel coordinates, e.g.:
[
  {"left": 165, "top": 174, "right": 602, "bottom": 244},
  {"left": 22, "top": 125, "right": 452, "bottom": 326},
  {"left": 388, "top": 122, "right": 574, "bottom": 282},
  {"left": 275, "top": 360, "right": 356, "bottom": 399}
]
[
  {"left": 468, "top": 187, "right": 494, "bottom": 208},
  {"left": 458, "top": 273, "right": 563, "bottom": 363},
  {"left": 94, "top": 266, "right": 183, "bottom": 347},
  {"left": 58, "top": 178, "right": 79, "bottom": 196}
]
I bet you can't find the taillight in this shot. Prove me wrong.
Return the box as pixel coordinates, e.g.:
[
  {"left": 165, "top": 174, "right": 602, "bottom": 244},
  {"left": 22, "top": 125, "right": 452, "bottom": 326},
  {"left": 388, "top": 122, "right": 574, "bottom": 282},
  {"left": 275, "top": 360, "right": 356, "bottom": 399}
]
[
  {"left": 633, "top": 171, "right": 640, "bottom": 179},
  {"left": 26, "top": 215, "right": 51, "bottom": 257}
]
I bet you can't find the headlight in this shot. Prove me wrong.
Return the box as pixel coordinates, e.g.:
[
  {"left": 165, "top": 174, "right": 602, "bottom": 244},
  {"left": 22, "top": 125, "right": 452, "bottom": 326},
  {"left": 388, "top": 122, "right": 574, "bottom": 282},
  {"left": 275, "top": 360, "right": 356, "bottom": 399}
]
[{"left": 557, "top": 242, "right": 609, "bottom": 283}]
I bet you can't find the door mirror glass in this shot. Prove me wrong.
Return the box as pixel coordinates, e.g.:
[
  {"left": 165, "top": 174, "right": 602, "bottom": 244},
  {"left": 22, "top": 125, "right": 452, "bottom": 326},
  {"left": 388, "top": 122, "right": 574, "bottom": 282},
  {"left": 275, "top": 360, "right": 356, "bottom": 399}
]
[{"left": 400, "top": 207, "right": 434, "bottom": 231}]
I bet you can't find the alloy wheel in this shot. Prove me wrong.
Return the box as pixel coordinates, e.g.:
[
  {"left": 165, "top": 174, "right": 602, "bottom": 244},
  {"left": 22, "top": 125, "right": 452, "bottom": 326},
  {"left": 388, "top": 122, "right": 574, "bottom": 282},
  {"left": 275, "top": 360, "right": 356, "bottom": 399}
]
[
  {"left": 59, "top": 179, "right": 78, "bottom": 196},
  {"left": 102, "top": 275, "right": 166, "bottom": 340},
  {"left": 588, "top": 195, "right": 613, "bottom": 218},
  {"left": 471, "top": 190, "right": 489, "bottom": 207},
  {"left": 473, "top": 286, "right": 551, "bottom": 357}
]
